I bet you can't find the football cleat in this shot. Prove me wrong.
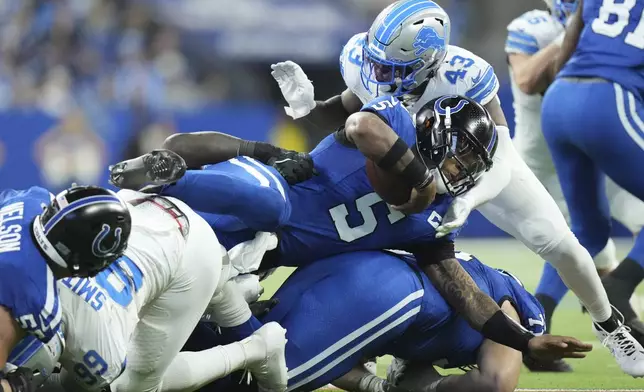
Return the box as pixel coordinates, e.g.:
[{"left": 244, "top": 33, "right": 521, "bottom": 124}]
[
  {"left": 594, "top": 308, "right": 644, "bottom": 378},
  {"left": 109, "top": 149, "right": 186, "bottom": 191}
]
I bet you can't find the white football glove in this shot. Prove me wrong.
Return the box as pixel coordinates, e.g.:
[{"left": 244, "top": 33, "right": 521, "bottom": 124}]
[
  {"left": 435, "top": 197, "right": 473, "bottom": 238},
  {"left": 271, "top": 61, "right": 316, "bottom": 119}
]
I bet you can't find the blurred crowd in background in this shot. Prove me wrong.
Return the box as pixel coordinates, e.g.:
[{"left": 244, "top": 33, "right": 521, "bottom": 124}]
[{"left": 0, "top": 0, "right": 544, "bottom": 197}]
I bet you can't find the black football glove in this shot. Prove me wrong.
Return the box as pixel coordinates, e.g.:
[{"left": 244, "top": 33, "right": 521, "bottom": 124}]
[
  {"left": 249, "top": 298, "right": 279, "bottom": 319},
  {"left": 269, "top": 151, "right": 317, "bottom": 185},
  {"left": 4, "top": 367, "right": 37, "bottom": 392}
]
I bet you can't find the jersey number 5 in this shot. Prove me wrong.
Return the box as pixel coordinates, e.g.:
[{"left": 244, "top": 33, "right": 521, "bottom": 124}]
[
  {"left": 592, "top": 0, "right": 644, "bottom": 49},
  {"left": 330, "top": 192, "right": 443, "bottom": 242}
]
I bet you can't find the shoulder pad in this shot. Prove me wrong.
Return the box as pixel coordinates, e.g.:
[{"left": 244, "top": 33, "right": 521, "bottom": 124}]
[
  {"left": 441, "top": 46, "right": 500, "bottom": 106},
  {"left": 506, "top": 10, "right": 563, "bottom": 54}
]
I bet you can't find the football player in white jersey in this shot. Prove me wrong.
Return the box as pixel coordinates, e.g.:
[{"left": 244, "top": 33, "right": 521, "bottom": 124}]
[
  {"left": 506, "top": 0, "right": 644, "bottom": 370},
  {"left": 25, "top": 190, "right": 287, "bottom": 392},
  {"left": 270, "top": 0, "right": 644, "bottom": 377}
]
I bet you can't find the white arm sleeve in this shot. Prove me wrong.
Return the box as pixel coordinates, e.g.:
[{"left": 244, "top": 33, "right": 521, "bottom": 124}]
[{"left": 458, "top": 125, "right": 512, "bottom": 209}]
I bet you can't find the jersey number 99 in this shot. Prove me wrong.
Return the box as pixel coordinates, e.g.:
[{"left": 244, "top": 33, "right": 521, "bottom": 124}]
[{"left": 73, "top": 350, "right": 108, "bottom": 387}]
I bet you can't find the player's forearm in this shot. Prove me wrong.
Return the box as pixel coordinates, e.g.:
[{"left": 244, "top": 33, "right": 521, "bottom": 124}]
[
  {"left": 553, "top": 0, "right": 584, "bottom": 77},
  {"left": 511, "top": 44, "right": 561, "bottom": 95},
  {"left": 425, "top": 259, "right": 501, "bottom": 330},
  {"left": 162, "top": 132, "right": 283, "bottom": 168},
  {"left": 304, "top": 95, "right": 352, "bottom": 131}
]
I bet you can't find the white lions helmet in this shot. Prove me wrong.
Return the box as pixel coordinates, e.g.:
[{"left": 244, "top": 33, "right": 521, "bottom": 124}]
[
  {"left": 361, "top": 0, "right": 450, "bottom": 97},
  {"left": 543, "top": 0, "right": 579, "bottom": 24}
]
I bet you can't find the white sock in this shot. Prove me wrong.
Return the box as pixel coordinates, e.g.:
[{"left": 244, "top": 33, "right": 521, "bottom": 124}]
[
  {"left": 160, "top": 342, "right": 250, "bottom": 392},
  {"left": 542, "top": 232, "right": 612, "bottom": 322}
]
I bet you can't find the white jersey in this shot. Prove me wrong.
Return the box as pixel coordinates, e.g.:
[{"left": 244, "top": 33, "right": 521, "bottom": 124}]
[
  {"left": 55, "top": 191, "right": 192, "bottom": 390},
  {"left": 340, "top": 32, "right": 500, "bottom": 111},
  {"left": 505, "top": 10, "right": 563, "bottom": 141}
]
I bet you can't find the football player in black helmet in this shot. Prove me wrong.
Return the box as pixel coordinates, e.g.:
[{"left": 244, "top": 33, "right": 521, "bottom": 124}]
[
  {"left": 415, "top": 95, "right": 498, "bottom": 197},
  {"left": 0, "top": 184, "right": 131, "bottom": 392},
  {"left": 33, "top": 185, "right": 132, "bottom": 278}
]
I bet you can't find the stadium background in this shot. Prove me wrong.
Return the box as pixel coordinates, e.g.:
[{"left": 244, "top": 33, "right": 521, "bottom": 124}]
[{"left": 0, "top": 0, "right": 642, "bottom": 390}]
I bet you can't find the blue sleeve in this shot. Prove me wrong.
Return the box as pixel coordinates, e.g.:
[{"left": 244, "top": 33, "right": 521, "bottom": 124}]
[
  {"left": 465, "top": 65, "right": 500, "bottom": 104},
  {"left": 360, "top": 96, "right": 416, "bottom": 145},
  {"left": 505, "top": 30, "right": 540, "bottom": 55},
  {"left": 0, "top": 263, "right": 62, "bottom": 342}
]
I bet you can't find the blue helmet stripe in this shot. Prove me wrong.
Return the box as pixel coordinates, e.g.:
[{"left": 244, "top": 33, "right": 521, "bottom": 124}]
[
  {"left": 43, "top": 195, "right": 123, "bottom": 235},
  {"left": 374, "top": 0, "right": 438, "bottom": 49}
]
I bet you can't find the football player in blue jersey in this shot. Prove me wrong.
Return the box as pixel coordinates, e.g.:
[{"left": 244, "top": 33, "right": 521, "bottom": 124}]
[
  {"left": 268, "top": 0, "right": 642, "bottom": 376},
  {"left": 111, "top": 94, "right": 590, "bottom": 364},
  {"left": 541, "top": 0, "right": 644, "bottom": 376},
  {"left": 0, "top": 185, "right": 131, "bottom": 391},
  {"left": 263, "top": 250, "right": 577, "bottom": 392}
]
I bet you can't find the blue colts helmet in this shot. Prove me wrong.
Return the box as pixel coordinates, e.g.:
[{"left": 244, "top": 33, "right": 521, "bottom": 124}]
[
  {"left": 361, "top": 0, "right": 450, "bottom": 97},
  {"left": 33, "top": 185, "right": 132, "bottom": 277}
]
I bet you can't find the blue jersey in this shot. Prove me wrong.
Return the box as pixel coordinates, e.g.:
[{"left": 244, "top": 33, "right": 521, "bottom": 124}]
[
  {"left": 276, "top": 96, "right": 455, "bottom": 266},
  {"left": 392, "top": 252, "right": 546, "bottom": 367},
  {"left": 560, "top": 0, "right": 644, "bottom": 98},
  {"left": 0, "top": 187, "right": 62, "bottom": 342}
]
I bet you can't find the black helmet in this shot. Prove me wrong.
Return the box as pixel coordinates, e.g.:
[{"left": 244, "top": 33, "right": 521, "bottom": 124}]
[
  {"left": 32, "top": 185, "right": 132, "bottom": 277},
  {"left": 415, "top": 95, "right": 498, "bottom": 196}
]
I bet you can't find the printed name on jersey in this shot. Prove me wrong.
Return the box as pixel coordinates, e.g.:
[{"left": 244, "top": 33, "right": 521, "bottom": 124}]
[
  {"left": 60, "top": 277, "right": 108, "bottom": 311},
  {"left": 0, "top": 201, "right": 24, "bottom": 253}
]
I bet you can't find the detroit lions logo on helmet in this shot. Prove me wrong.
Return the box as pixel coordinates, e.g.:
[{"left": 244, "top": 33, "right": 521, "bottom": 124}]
[
  {"left": 92, "top": 224, "right": 123, "bottom": 258},
  {"left": 433, "top": 95, "right": 469, "bottom": 116},
  {"left": 412, "top": 26, "right": 445, "bottom": 56}
]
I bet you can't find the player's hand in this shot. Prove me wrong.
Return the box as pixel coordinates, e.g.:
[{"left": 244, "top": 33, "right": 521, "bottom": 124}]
[
  {"left": 250, "top": 298, "right": 279, "bottom": 319},
  {"left": 271, "top": 61, "right": 315, "bottom": 119},
  {"left": 5, "top": 367, "right": 38, "bottom": 392},
  {"left": 435, "top": 197, "right": 473, "bottom": 238},
  {"left": 269, "top": 150, "right": 317, "bottom": 185},
  {"left": 392, "top": 182, "right": 437, "bottom": 215},
  {"left": 527, "top": 334, "right": 593, "bottom": 361}
]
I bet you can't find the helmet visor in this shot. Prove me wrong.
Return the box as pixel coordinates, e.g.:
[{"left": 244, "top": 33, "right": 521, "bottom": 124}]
[{"left": 360, "top": 45, "right": 424, "bottom": 96}]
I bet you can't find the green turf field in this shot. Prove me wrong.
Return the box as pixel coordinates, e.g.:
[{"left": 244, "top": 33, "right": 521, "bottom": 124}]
[{"left": 259, "top": 238, "right": 644, "bottom": 391}]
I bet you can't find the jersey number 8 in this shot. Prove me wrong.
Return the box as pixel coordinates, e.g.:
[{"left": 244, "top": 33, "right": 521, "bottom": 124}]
[{"left": 592, "top": 0, "right": 644, "bottom": 49}]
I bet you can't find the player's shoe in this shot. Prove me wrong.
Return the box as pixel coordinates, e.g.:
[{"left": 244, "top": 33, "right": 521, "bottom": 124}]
[
  {"left": 109, "top": 149, "right": 187, "bottom": 191},
  {"left": 626, "top": 318, "right": 644, "bottom": 346},
  {"left": 594, "top": 309, "right": 644, "bottom": 378},
  {"left": 246, "top": 322, "right": 288, "bottom": 392},
  {"left": 523, "top": 355, "right": 573, "bottom": 372}
]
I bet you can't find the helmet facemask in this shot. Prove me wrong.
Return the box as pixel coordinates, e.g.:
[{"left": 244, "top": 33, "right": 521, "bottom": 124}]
[
  {"left": 418, "top": 106, "right": 496, "bottom": 197},
  {"left": 361, "top": 44, "right": 440, "bottom": 97}
]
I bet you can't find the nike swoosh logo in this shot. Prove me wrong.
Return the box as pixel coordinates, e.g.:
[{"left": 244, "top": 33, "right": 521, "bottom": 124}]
[
  {"left": 471, "top": 70, "right": 483, "bottom": 85},
  {"left": 273, "top": 159, "right": 293, "bottom": 164}
]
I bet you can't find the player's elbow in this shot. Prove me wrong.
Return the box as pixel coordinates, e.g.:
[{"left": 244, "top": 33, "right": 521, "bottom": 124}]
[
  {"left": 162, "top": 133, "right": 191, "bottom": 157},
  {"left": 345, "top": 112, "right": 382, "bottom": 144}
]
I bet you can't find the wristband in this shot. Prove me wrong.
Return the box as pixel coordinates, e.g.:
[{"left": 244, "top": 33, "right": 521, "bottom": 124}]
[
  {"left": 238, "top": 141, "right": 283, "bottom": 165},
  {"left": 401, "top": 154, "right": 433, "bottom": 190},
  {"left": 481, "top": 310, "right": 533, "bottom": 352}
]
